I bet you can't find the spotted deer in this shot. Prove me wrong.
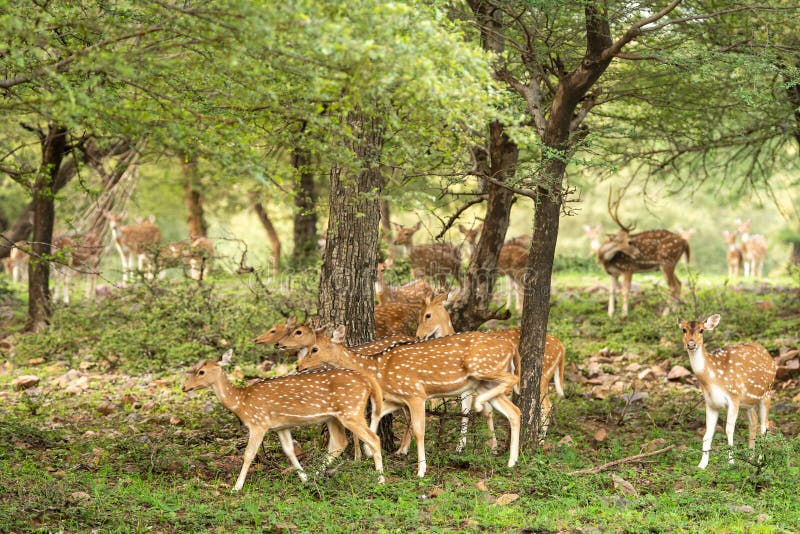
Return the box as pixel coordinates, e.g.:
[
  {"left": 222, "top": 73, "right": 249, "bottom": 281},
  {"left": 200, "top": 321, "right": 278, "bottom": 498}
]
[
  {"left": 158, "top": 236, "right": 215, "bottom": 281},
  {"left": 678, "top": 314, "right": 776, "bottom": 469},
  {"left": 723, "top": 230, "right": 743, "bottom": 280},
  {"left": 375, "top": 302, "right": 420, "bottom": 337},
  {"left": 589, "top": 194, "right": 690, "bottom": 317},
  {"left": 52, "top": 232, "right": 103, "bottom": 304},
  {"left": 299, "top": 326, "right": 520, "bottom": 477},
  {"left": 392, "top": 222, "right": 462, "bottom": 287},
  {"left": 735, "top": 219, "right": 767, "bottom": 279},
  {"left": 2, "top": 241, "right": 29, "bottom": 284},
  {"left": 415, "top": 294, "right": 565, "bottom": 446},
  {"left": 375, "top": 258, "right": 433, "bottom": 305},
  {"left": 497, "top": 243, "right": 529, "bottom": 311},
  {"left": 457, "top": 223, "right": 482, "bottom": 264},
  {"left": 104, "top": 212, "right": 162, "bottom": 282},
  {"left": 183, "top": 349, "right": 384, "bottom": 489}
]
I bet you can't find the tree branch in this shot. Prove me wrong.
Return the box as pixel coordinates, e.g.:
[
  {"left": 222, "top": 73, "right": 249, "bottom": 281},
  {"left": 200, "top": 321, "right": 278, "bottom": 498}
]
[
  {"left": 601, "top": 1, "right": 682, "bottom": 62},
  {"left": 569, "top": 445, "right": 676, "bottom": 475}
]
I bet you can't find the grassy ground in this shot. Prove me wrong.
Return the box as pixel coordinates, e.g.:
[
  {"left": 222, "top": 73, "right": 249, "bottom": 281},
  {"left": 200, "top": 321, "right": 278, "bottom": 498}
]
[{"left": 0, "top": 271, "right": 798, "bottom": 533}]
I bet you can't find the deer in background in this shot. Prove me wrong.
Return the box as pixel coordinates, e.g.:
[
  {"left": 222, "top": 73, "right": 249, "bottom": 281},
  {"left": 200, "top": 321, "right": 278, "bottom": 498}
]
[
  {"left": 2, "top": 241, "right": 29, "bottom": 284},
  {"left": 300, "top": 326, "right": 520, "bottom": 478},
  {"left": 183, "top": 349, "right": 385, "bottom": 489},
  {"left": 677, "top": 314, "right": 776, "bottom": 469},
  {"left": 723, "top": 230, "right": 743, "bottom": 280},
  {"left": 736, "top": 219, "right": 767, "bottom": 279},
  {"left": 415, "top": 294, "right": 565, "bottom": 446},
  {"left": 375, "top": 302, "right": 421, "bottom": 337},
  {"left": 497, "top": 243, "right": 529, "bottom": 311},
  {"left": 375, "top": 258, "right": 433, "bottom": 305},
  {"left": 52, "top": 232, "right": 103, "bottom": 304},
  {"left": 104, "top": 212, "right": 162, "bottom": 282},
  {"left": 158, "top": 236, "right": 215, "bottom": 281},
  {"left": 392, "top": 222, "right": 462, "bottom": 287},
  {"left": 457, "top": 223, "right": 482, "bottom": 264},
  {"left": 588, "top": 193, "right": 690, "bottom": 317}
]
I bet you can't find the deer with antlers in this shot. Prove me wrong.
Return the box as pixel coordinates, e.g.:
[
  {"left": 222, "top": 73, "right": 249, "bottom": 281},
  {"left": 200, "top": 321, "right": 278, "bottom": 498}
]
[
  {"left": 392, "top": 222, "right": 462, "bottom": 287},
  {"left": 590, "top": 192, "right": 690, "bottom": 317},
  {"left": 104, "top": 212, "right": 162, "bottom": 282},
  {"left": 735, "top": 219, "right": 767, "bottom": 279},
  {"left": 677, "top": 314, "right": 776, "bottom": 469},
  {"left": 415, "top": 294, "right": 565, "bottom": 446},
  {"left": 298, "top": 326, "right": 520, "bottom": 477},
  {"left": 375, "top": 258, "right": 433, "bottom": 305},
  {"left": 183, "top": 349, "right": 385, "bottom": 489}
]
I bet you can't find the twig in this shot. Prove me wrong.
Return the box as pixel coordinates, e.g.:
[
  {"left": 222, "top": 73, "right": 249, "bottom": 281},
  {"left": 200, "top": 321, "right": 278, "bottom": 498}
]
[{"left": 568, "top": 445, "right": 675, "bottom": 475}]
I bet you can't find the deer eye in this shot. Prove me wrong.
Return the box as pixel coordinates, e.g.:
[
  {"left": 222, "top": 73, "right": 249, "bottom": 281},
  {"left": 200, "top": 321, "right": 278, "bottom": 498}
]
[
  {"left": 295, "top": 330, "right": 302, "bottom": 336},
  {"left": 424, "top": 313, "right": 432, "bottom": 319},
  {"left": 198, "top": 370, "right": 205, "bottom": 376},
  {"left": 681, "top": 329, "right": 687, "bottom": 333},
  {"left": 698, "top": 329, "right": 704, "bottom": 333},
  {"left": 311, "top": 347, "right": 319, "bottom": 353}
]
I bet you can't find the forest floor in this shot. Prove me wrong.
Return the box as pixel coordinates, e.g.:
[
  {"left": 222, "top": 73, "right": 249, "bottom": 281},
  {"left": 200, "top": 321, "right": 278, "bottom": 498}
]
[{"left": 0, "top": 271, "right": 798, "bottom": 533}]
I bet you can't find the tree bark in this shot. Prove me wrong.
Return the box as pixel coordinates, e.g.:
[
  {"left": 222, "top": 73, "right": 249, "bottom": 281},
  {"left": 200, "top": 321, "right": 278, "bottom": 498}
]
[
  {"left": 379, "top": 198, "right": 392, "bottom": 259},
  {"left": 291, "top": 145, "right": 319, "bottom": 270},
  {"left": 317, "top": 110, "right": 387, "bottom": 447},
  {"left": 26, "top": 123, "right": 68, "bottom": 332},
  {"left": 253, "top": 199, "right": 282, "bottom": 276},
  {"left": 181, "top": 154, "right": 207, "bottom": 238}
]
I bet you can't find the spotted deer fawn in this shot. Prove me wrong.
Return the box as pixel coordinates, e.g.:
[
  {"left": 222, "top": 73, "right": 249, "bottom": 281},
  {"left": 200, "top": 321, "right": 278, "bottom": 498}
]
[
  {"left": 375, "top": 258, "right": 433, "bottom": 305},
  {"left": 723, "top": 230, "right": 743, "bottom": 280},
  {"left": 52, "top": 232, "right": 103, "bottom": 303},
  {"left": 104, "top": 212, "right": 162, "bottom": 282},
  {"left": 415, "top": 294, "right": 565, "bottom": 446},
  {"left": 586, "top": 193, "right": 690, "bottom": 317},
  {"left": 392, "top": 222, "right": 462, "bottom": 287},
  {"left": 677, "top": 314, "right": 776, "bottom": 469},
  {"left": 183, "top": 349, "right": 384, "bottom": 489},
  {"left": 299, "top": 326, "right": 520, "bottom": 477},
  {"left": 735, "top": 219, "right": 767, "bottom": 279}
]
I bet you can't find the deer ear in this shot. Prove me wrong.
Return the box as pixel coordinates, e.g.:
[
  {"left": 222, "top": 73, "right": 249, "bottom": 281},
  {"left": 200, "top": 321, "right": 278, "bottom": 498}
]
[
  {"left": 286, "top": 316, "right": 297, "bottom": 328},
  {"left": 704, "top": 314, "right": 721, "bottom": 330},
  {"left": 219, "top": 349, "right": 233, "bottom": 366},
  {"left": 332, "top": 325, "right": 347, "bottom": 344},
  {"left": 433, "top": 292, "right": 448, "bottom": 305},
  {"left": 458, "top": 224, "right": 466, "bottom": 233},
  {"left": 413, "top": 221, "right": 421, "bottom": 231}
]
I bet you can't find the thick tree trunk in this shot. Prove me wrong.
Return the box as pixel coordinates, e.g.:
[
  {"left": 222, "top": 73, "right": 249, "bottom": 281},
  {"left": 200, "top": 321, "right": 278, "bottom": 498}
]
[
  {"left": 253, "top": 199, "right": 282, "bottom": 276},
  {"left": 379, "top": 198, "right": 392, "bottom": 259},
  {"left": 26, "top": 124, "right": 68, "bottom": 332},
  {"left": 181, "top": 155, "right": 207, "bottom": 238},
  {"left": 317, "top": 111, "right": 388, "bottom": 447},
  {"left": 449, "top": 122, "right": 518, "bottom": 331},
  {"left": 291, "top": 146, "right": 318, "bottom": 270}
]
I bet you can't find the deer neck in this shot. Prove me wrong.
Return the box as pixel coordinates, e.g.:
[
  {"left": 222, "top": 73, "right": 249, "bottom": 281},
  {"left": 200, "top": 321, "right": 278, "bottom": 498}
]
[
  {"left": 210, "top": 373, "right": 244, "bottom": 414},
  {"left": 687, "top": 346, "right": 716, "bottom": 386}
]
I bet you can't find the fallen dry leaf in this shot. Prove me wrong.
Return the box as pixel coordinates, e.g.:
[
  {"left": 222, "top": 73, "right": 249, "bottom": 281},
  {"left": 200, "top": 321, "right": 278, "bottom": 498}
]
[
  {"left": 611, "top": 474, "right": 638, "bottom": 497},
  {"left": 730, "top": 504, "right": 755, "bottom": 514},
  {"left": 495, "top": 493, "right": 519, "bottom": 506},
  {"left": 557, "top": 435, "right": 574, "bottom": 447},
  {"left": 667, "top": 365, "right": 692, "bottom": 381},
  {"left": 475, "top": 479, "right": 489, "bottom": 492},
  {"left": 12, "top": 375, "right": 40, "bottom": 390},
  {"left": 70, "top": 492, "right": 91, "bottom": 501},
  {"left": 26, "top": 358, "right": 45, "bottom": 366},
  {"left": 593, "top": 428, "right": 608, "bottom": 443},
  {"left": 427, "top": 487, "right": 444, "bottom": 499}
]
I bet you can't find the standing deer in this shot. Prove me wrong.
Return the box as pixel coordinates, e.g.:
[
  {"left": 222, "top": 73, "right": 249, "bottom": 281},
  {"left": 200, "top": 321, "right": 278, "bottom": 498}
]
[
  {"left": 415, "top": 294, "right": 565, "bottom": 446},
  {"left": 375, "top": 258, "right": 433, "bottom": 305},
  {"left": 736, "top": 219, "right": 767, "bottom": 279},
  {"left": 299, "top": 326, "right": 520, "bottom": 477},
  {"left": 2, "top": 241, "right": 29, "bottom": 284},
  {"left": 183, "top": 349, "right": 385, "bottom": 489},
  {"left": 497, "top": 243, "right": 529, "bottom": 311},
  {"left": 375, "top": 302, "right": 421, "bottom": 337},
  {"left": 589, "top": 194, "right": 690, "bottom": 317},
  {"left": 677, "top": 314, "right": 776, "bottom": 469},
  {"left": 723, "top": 230, "right": 743, "bottom": 280},
  {"left": 393, "top": 222, "right": 462, "bottom": 287},
  {"left": 52, "top": 232, "right": 103, "bottom": 304},
  {"left": 457, "top": 223, "right": 482, "bottom": 264},
  {"left": 104, "top": 212, "right": 162, "bottom": 282}
]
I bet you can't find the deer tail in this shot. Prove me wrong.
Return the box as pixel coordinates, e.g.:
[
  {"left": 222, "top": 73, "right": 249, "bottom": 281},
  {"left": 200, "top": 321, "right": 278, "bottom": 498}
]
[
  {"left": 683, "top": 241, "right": 691, "bottom": 264},
  {"left": 362, "top": 370, "right": 384, "bottom": 419}
]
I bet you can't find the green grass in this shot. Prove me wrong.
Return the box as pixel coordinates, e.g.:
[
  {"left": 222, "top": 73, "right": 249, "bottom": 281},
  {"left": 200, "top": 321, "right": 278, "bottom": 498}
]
[{"left": 1, "top": 273, "right": 799, "bottom": 532}]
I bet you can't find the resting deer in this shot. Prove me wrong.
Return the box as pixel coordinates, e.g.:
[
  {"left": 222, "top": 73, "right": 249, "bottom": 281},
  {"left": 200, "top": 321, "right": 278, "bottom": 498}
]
[
  {"left": 52, "top": 232, "right": 103, "bottom": 304},
  {"left": 104, "top": 212, "right": 162, "bottom": 282},
  {"left": 299, "top": 326, "right": 520, "bottom": 477},
  {"left": 588, "top": 193, "right": 690, "bottom": 317},
  {"left": 735, "top": 219, "right": 767, "bottom": 279},
  {"left": 723, "top": 230, "right": 743, "bottom": 280},
  {"left": 2, "top": 241, "right": 29, "bottom": 284},
  {"left": 159, "top": 236, "right": 215, "bottom": 281},
  {"left": 183, "top": 349, "right": 384, "bottom": 489},
  {"left": 375, "top": 258, "right": 433, "bottom": 305},
  {"left": 678, "top": 315, "right": 776, "bottom": 469},
  {"left": 415, "top": 294, "right": 565, "bottom": 446},
  {"left": 392, "top": 222, "right": 462, "bottom": 287}
]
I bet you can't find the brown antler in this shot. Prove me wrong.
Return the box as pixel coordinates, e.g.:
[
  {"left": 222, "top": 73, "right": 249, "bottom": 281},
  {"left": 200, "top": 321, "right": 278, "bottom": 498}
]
[{"left": 607, "top": 188, "right": 635, "bottom": 233}]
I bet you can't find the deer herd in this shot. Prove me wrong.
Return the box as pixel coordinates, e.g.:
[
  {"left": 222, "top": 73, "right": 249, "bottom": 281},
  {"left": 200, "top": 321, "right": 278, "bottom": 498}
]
[{"left": 180, "top": 210, "right": 777, "bottom": 490}]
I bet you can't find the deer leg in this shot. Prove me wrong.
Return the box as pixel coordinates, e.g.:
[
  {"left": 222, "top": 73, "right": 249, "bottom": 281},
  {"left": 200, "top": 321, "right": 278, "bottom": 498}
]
[
  {"left": 456, "top": 391, "right": 472, "bottom": 453},
  {"left": 339, "top": 416, "right": 385, "bottom": 484},
  {"left": 759, "top": 396, "right": 770, "bottom": 436},
  {"left": 621, "top": 272, "right": 632, "bottom": 317},
  {"left": 699, "top": 404, "right": 719, "bottom": 469},
  {"left": 395, "top": 406, "right": 414, "bottom": 456},
  {"left": 233, "top": 428, "right": 268, "bottom": 491},
  {"left": 406, "top": 397, "right": 428, "bottom": 477},
  {"left": 746, "top": 407, "right": 758, "bottom": 452},
  {"left": 325, "top": 421, "right": 349, "bottom": 463},
  {"left": 473, "top": 370, "right": 519, "bottom": 413},
  {"left": 85, "top": 272, "right": 96, "bottom": 300},
  {"left": 608, "top": 275, "right": 619, "bottom": 317},
  {"left": 482, "top": 402, "right": 497, "bottom": 453},
  {"left": 276, "top": 428, "right": 307, "bottom": 482},
  {"left": 486, "top": 394, "right": 520, "bottom": 468},
  {"left": 661, "top": 264, "right": 681, "bottom": 314},
  {"left": 725, "top": 401, "right": 741, "bottom": 465}
]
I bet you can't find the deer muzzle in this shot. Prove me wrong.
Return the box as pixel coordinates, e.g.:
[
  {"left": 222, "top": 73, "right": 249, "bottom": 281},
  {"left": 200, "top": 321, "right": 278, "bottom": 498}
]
[{"left": 686, "top": 340, "right": 697, "bottom": 351}]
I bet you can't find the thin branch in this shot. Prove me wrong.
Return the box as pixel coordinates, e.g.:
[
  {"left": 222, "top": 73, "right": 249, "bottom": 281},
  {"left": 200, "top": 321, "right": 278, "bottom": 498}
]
[
  {"left": 569, "top": 445, "right": 676, "bottom": 475},
  {"left": 435, "top": 195, "right": 487, "bottom": 240},
  {"left": 601, "top": 1, "right": 682, "bottom": 62}
]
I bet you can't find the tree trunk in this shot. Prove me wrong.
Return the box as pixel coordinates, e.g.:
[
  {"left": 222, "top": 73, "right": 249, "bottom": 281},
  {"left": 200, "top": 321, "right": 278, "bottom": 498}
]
[
  {"left": 253, "top": 199, "right": 282, "bottom": 276},
  {"left": 181, "top": 155, "right": 207, "bottom": 238},
  {"left": 291, "top": 146, "right": 318, "bottom": 270},
  {"left": 317, "top": 110, "right": 388, "bottom": 447},
  {"left": 379, "top": 198, "right": 392, "bottom": 259},
  {"left": 26, "top": 123, "right": 68, "bottom": 332}
]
